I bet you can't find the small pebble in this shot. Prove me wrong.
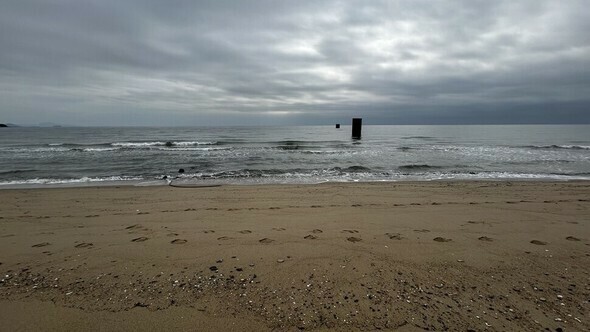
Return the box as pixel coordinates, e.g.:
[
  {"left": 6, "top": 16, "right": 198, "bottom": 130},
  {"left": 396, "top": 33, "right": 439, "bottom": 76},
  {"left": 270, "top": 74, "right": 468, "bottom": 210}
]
[{"left": 277, "top": 259, "right": 285, "bottom": 263}]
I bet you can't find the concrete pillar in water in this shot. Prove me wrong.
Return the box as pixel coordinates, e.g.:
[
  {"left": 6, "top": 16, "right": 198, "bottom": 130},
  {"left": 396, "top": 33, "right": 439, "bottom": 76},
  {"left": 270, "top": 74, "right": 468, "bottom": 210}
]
[{"left": 352, "top": 118, "right": 362, "bottom": 139}]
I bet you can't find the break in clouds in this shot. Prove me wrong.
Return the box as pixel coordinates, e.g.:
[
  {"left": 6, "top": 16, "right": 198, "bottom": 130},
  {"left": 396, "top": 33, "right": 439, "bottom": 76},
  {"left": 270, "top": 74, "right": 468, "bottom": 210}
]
[{"left": 0, "top": 0, "right": 589, "bottom": 125}]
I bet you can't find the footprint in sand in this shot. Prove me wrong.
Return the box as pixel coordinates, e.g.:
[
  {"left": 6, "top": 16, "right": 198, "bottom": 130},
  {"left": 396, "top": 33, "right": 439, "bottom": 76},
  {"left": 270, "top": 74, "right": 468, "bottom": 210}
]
[
  {"left": 125, "top": 224, "right": 143, "bottom": 230},
  {"left": 171, "top": 239, "right": 187, "bottom": 244},
  {"left": 566, "top": 236, "right": 581, "bottom": 241},
  {"left": 238, "top": 230, "right": 252, "bottom": 234},
  {"left": 259, "top": 238, "right": 275, "bottom": 244},
  {"left": 385, "top": 233, "right": 403, "bottom": 240},
  {"left": 217, "top": 236, "right": 233, "bottom": 240},
  {"left": 478, "top": 236, "right": 494, "bottom": 242},
  {"left": 347, "top": 237, "right": 362, "bottom": 243},
  {"left": 272, "top": 228, "right": 286, "bottom": 231},
  {"left": 311, "top": 229, "right": 323, "bottom": 234},
  {"left": 530, "top": 240, "right": 547, "bottom": 245},
  {"left": 75, "top": 242, "right": 93, "bottom": 248},
  {"left": 304, "top": 235, "right": 317, "bottom": 240},
  {"left": 203, "top": 230, "right": 215, "bottom": 233},
  {"left": 342, "top": 230, "right": 359, "bottom": 233},
  {"left": 414, "top": 229, "right": 430, "bottom": 233},
  {"left": 433, "top": 237, "right": 452, "bottom": 242},
  {"left": 132, "top": 237, "right": 149, "bottom": 242},
  {"left": 32, "top": 242, "right": 51, "bottom": 248}
]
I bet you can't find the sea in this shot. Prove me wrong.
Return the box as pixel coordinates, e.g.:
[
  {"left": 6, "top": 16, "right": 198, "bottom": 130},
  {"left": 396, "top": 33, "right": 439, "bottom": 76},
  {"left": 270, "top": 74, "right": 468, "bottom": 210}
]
[{"left": 1, "top": 125, "right": 589, "bottom": 188}]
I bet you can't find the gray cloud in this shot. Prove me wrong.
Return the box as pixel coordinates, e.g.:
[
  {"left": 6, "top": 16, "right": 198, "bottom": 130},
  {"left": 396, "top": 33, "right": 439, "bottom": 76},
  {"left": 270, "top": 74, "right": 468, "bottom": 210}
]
[{"left": 1, "top": 0, "right": 589, "bottom": 125}]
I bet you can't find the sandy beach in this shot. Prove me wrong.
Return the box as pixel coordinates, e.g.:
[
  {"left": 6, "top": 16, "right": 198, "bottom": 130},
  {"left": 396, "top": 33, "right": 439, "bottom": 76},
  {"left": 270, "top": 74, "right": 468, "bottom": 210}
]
[{"left": 0, "top": 181, "right": 589, "bottom": 331}]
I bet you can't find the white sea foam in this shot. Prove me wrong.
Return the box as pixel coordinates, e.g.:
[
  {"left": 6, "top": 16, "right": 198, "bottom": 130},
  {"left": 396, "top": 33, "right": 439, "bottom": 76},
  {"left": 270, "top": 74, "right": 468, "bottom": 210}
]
[
  {"left": 151, "top": 147, "right": 230, "bottom": 151},
  {"left": 111, "top": 142, "right": 166, "bottom": 147},
  {"left": 29, "top": 147, "right": 71, "bottom": 152},
  {"left": 111, "top": 141, "right": 217, "bottom": 147},
  {"left": 0, "top": 176, "right": 144, "bottom": 186},
  {"left": 80, "top": 147, "right": 119, "bottom": 152},
  {"left": 173, "top": 141, "right": 217, "bottom": 146}
]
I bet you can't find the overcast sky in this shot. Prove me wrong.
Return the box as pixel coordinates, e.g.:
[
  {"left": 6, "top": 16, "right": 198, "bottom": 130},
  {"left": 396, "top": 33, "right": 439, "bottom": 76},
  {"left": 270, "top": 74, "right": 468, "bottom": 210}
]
[{"left": 1, "top": 0, "right": 589, "bottom": 126}]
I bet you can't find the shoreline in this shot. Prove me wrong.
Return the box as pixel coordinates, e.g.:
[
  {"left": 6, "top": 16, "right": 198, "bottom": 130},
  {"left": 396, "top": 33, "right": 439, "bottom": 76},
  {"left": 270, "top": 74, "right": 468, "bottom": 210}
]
[
  {"left": 1, "top": 181, "right": 589, "bottom": 330},
  {"left": 1, "top": 177, "right": 590, "bottom": 190}
]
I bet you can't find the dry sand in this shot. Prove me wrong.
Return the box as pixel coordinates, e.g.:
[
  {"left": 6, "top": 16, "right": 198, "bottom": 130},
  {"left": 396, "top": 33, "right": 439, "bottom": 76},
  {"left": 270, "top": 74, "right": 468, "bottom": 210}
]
[{"left": 0, "top": 181, "right": 589, "bottom": 331}]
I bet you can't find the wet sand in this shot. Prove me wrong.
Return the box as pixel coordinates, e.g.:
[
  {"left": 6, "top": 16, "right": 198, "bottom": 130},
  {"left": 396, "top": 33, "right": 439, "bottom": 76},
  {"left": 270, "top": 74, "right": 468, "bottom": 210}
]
[{"left": 0, "top": 181, "right": 589, "bottom": 331}]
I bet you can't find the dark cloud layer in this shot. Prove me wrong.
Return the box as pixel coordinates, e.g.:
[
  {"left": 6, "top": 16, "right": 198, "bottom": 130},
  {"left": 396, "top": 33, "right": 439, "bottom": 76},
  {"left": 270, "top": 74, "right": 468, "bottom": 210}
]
[{"left": 1, "top": 0, "right": 589, "bottom": 125}]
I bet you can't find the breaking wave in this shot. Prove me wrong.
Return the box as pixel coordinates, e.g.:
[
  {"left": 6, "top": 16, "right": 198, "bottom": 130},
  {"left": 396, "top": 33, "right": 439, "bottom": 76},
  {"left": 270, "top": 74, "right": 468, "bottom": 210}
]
[
  {"left": 111, "top": 141, "right": 218, "bottom": 147},
  {"left": 525, "top": 145, "right": 590, "bottom": 150},
  {"left": 398, "top": 164, "right": 442, "bottom": 171}
]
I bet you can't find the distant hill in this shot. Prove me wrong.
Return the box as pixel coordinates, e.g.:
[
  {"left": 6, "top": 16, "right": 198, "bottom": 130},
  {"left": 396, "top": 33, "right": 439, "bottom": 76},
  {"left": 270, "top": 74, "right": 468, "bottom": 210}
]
[{"left": 0, "top": 123, "right": 67, "bottom": 128}]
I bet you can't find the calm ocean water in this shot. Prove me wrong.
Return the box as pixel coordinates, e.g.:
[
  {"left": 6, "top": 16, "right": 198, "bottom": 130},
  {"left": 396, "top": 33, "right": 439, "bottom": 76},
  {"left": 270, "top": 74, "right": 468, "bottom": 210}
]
[{"left": 1, "top": 125, "right": 589, "bottom": 187}]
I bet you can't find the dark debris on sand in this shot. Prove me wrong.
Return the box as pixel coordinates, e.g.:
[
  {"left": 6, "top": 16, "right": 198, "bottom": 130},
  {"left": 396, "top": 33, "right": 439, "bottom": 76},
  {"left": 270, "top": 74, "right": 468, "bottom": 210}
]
[{"left": 1, "top": 255, "right": 588, "bottom": 331}]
